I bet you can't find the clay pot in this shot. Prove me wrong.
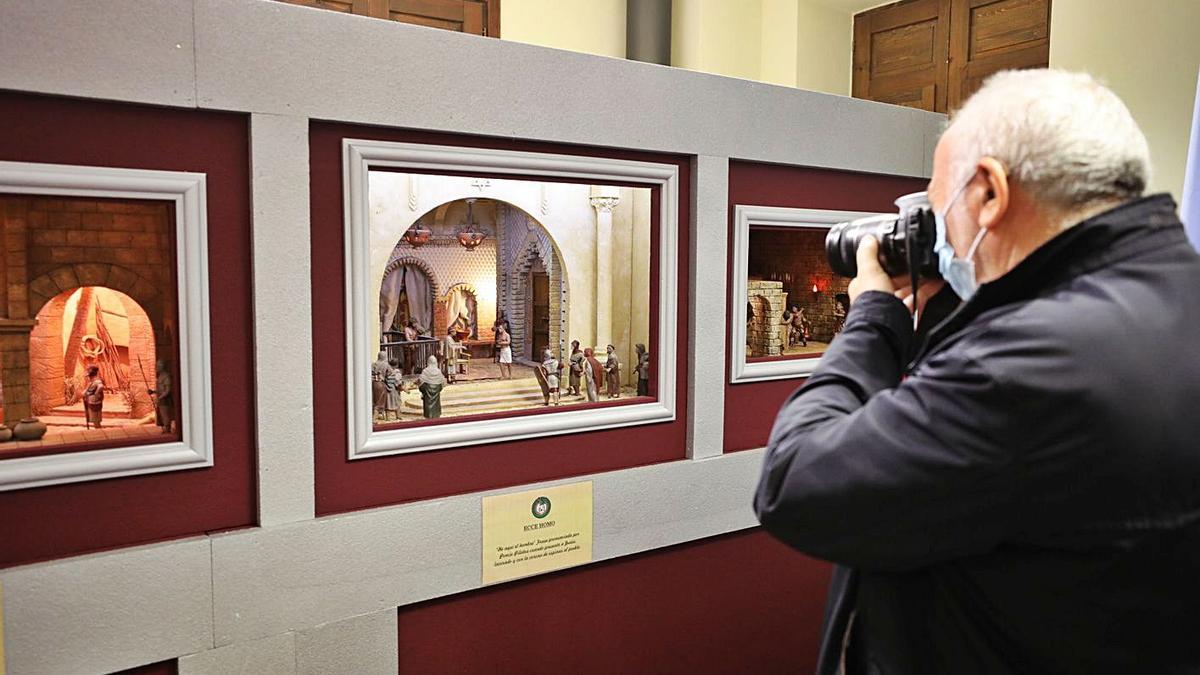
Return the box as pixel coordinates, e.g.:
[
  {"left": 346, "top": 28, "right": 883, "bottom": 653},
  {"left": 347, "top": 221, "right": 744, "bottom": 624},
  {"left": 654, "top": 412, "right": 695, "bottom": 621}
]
[
  {"left": 0, "top": 425, "right": 11, "bottom": 443},
  {"left": 12, "top": 417, "right": 47, "bottom": 442}
]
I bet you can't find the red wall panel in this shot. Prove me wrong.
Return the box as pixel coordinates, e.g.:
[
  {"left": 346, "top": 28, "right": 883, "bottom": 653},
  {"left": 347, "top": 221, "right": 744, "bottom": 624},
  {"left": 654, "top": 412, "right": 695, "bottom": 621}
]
[
  {"left": 724, "top": 161, "right": 927, "bottom": 453},
  {"left": 397, "top": 529, "right": 832, "bottom": 674},
  {"left": 310, "top": 123, "right": 691, "bottom": 515},
  {"left": 0, "top": 92, "right": 257, "bottom": 567}
]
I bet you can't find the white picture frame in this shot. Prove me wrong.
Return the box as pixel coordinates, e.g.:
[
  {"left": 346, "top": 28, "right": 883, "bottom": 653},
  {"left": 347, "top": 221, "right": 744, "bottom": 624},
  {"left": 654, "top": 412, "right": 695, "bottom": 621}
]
[
  {"left": 729, "top": 204, "right": 882, "bottom": 384},
  {"left": 0, "top": 161, "right": 214, "bottom": 491},
  {"left": 343, "top": 139, "right": 680, "bottom": 458}
]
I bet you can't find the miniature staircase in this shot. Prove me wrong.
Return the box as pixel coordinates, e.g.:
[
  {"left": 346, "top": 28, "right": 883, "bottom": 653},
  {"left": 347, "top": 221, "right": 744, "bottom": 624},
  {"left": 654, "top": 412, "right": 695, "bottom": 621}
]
[
  {"left": 38, "top": 398, "right": 145, "bottom": 428},
  {"left": 403, "top": 377, "right": 549, "bottom": 414}
]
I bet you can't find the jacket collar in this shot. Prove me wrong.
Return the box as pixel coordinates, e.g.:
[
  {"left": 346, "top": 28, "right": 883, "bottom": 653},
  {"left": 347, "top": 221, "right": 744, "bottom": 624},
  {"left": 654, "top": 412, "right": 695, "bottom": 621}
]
[{"left": 910, "top": 193, "right": 1185, "bottom": 367}]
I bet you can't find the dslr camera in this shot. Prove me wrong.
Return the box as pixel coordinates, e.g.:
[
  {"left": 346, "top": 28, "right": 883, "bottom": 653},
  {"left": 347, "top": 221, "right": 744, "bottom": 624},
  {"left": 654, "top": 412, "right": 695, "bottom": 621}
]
[{"left": 825, "top": 192, "right": 941, "bottom": 281}]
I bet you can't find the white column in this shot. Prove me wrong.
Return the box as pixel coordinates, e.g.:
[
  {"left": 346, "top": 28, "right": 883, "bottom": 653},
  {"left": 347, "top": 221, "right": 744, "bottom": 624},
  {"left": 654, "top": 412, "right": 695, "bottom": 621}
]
[
  {"left": 250, "top": 113, "right": 316, "bottom": 525},
  {"left": 688, "top": 156, "right": 729, "bottom": 459},
  {"left": 589, "top": 186, "right": 620, "bottom": 349}
]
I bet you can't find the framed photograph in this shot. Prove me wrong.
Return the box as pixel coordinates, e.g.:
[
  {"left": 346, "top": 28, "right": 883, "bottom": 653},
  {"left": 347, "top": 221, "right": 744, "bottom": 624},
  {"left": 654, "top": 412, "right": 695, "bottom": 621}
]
[
  {"left": 729, "top": 204, "right": 881, "bottom": 384},
  {"left": 0, "top": 161, "right": 212, "bottom": 490},
  {"left": 343, "top": 140, "right": 679, "bottom": 458}
]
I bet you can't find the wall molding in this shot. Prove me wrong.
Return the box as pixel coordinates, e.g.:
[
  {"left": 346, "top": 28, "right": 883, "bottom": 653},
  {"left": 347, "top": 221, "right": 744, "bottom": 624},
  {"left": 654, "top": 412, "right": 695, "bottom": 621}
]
[
  {"left": 0, "top": 161, "right": 214, "bottom": 491},
  {"left": 344, "top": 139, "right": 680, "bottom": 458},
  {"left": 729, "top": 204, "right": 882, "bottom": 384}
]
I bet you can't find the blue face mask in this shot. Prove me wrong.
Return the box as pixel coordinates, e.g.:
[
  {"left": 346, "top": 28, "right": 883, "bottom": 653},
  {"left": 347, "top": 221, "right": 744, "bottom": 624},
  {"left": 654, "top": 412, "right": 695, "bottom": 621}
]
[{"left": 933, "top": 179, "right": 988, "bottom": 302}]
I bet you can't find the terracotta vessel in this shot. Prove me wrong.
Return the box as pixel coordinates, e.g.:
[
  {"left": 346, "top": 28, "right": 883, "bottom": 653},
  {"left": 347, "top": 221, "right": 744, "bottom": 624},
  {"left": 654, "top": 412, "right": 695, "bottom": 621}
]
[
  {"left": 12, "top": 417, "right": 47, "bottom": 441},
  {"left": 0, "top": 424, "right": 11, "bottom": 443}
]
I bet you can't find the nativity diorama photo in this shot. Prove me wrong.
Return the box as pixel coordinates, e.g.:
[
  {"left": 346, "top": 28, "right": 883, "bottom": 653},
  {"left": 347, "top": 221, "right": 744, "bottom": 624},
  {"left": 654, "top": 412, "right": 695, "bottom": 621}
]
[
  {"left": 367, "top": 172, "right": 653, "bottom": 428},
  {"left": 730, "top": 205, "right": 879, "bottom": 383},
  {"left": 0, "top": 193, "right": 181, "bottom": 456},
  {"left": 745, "top": 225, "right": 848, "bottom": 362}
]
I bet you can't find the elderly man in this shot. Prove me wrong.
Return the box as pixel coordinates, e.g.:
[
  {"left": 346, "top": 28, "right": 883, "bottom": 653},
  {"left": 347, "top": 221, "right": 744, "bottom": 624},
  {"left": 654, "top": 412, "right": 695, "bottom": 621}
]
[{"left": 755, "top": 69, "right": 1200, "bottom": 674}]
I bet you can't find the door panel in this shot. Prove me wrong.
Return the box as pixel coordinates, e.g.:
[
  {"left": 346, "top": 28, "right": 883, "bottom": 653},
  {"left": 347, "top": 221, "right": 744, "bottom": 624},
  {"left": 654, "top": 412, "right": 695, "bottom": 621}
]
[
  {"left": 948, "top": 0, "right": 1050, "bottom": 109},
  {"left": 853, "top": 0, "right": 951, "bottom": 113},
  {"left": 853, "top": 0, "right": 1049, "bottom": 113},
  {"left": 274, "top": 0, "right": 496, "bottom": 36}
]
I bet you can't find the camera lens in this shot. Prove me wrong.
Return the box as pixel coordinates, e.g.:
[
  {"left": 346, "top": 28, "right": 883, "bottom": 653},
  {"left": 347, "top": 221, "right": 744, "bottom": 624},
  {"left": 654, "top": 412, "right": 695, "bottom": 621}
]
[{"left": 825, "top": 214, "right": 900, "bottom": 277}]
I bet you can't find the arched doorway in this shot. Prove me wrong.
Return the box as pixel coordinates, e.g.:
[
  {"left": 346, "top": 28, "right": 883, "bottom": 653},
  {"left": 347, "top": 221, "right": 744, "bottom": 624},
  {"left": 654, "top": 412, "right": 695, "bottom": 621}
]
[
  {"left": 29, "top": 286, "right": 157, "bottom": 428},
  {"left": 379, "top": 257, "right": 437, "bottom": 338},
  {"left": 443, "top": 283, "right": 479, "bottom": 340},
  {"left": 496, "top": 202, "right": 569, "bottom": 363}
]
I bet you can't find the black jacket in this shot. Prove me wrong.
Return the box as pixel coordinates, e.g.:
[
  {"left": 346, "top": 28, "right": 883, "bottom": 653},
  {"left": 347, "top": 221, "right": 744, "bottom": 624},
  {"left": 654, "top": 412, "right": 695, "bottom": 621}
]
[{"left": 754, "top": 194, "right": 1200, "bottom": 674}]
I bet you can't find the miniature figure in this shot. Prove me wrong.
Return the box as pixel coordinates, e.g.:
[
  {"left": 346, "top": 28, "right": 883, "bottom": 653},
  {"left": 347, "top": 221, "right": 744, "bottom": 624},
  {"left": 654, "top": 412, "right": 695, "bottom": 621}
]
[
  {"left": 402, "top": 319, "right": 421, "bottom": 374},
  {"left": 496, "top": 324, "right": 513, "bottom": 379},
  {"left": 568, "top": 340, "right": 584, "bottom": 397},
  {"left": 634, "top": 343, "right": 650, "bottom": 397},
  {"left": 833, "top": 293, "right": 850, "bottom": 335},
  {"left": 383, "top": 358, "right": 403, "bottom": 421},
  {"left": 492, "top": 311, "right": 512, "bottom": 362},
  {"left": 371, "top": 350, "right": 389, "bottom": 418},
  {"left": 582, "top": 347, "right": 602, "bottom": 402},
  {"left": 541, "top": 348, "right": 561, "bottom": 406},
  {"left": 604, "top": 344, "right": 621, "bottom": 399},
  {"left": 786, "top": 305, "right": 810, "bottom": 347},
  {"left": 146, "top": 359, "right": 174, "bottom": 434},
  {"left": 442, "top": 328, "right": 461, "bottom": 384},
  {"left": 417, "top": 355, "right": 445, "bottom": 419},
  {"left": 83, "top": 365, "right": 104, "bottom": 429}
]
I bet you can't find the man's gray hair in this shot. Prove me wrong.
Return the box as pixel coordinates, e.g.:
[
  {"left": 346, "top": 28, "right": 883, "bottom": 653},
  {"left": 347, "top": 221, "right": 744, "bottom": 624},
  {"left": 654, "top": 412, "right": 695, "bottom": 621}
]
[{"left": 950, "top": 69, "right": 1151, "bottom": 216}]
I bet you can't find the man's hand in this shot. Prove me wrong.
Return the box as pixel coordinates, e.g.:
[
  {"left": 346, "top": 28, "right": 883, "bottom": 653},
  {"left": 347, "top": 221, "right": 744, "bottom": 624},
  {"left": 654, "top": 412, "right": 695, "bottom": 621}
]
[
  {"left": 849, "top": 236, "right": 947, "bottom": 317},
  {"left": 848, "top": 236, "right": 894, "bottom": 303}
]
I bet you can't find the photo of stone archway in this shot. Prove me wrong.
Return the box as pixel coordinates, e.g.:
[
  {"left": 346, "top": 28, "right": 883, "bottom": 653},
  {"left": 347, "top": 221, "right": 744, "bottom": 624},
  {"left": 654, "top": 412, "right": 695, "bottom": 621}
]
[
  {"left": 0, "top": 194, "right": 181, "bottom": 452},
  {"left": 366, "top": 173, "right": 652, "bottom": 424}
]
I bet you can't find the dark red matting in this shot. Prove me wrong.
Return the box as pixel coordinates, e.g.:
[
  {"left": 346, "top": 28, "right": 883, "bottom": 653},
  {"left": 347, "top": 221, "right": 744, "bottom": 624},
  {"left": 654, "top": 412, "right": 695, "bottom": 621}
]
[
  {"left": 0, "top": 91, "right": 257, "bottom": 567},
  {"left": 724, "top": 160, "right": 926, "bottom": 453},
  {"left": 116, "top": 659, "right": 177, "bottom": 675},
  {"left": 397, "top": 528, "right": 833, "bottom": 674},
  {"left": 310, "top": 122, "right": 690, "bottom": 515}
]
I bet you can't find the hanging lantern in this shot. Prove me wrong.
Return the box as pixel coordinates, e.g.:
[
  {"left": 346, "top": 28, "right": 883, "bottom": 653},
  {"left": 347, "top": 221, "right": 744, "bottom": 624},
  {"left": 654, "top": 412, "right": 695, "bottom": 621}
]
[
  {"left": 456, "top": 198, "right": 487, "bottom": 250},
  {"left": 402, "top": 223, "right": 432, "bottom": 248}
]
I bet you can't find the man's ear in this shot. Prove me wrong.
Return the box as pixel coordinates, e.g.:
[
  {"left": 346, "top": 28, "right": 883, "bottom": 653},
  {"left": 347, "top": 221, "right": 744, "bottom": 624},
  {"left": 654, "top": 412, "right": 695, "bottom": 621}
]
[{"left": 977, "top": 157, "right": 1009, "bottom": 230}]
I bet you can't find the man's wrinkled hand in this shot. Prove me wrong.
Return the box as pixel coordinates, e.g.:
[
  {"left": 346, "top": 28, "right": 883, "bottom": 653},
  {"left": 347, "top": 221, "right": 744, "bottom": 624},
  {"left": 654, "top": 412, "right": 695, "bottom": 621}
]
[{"left": 848, "top": 236, "right": 894, "bottom": 303}]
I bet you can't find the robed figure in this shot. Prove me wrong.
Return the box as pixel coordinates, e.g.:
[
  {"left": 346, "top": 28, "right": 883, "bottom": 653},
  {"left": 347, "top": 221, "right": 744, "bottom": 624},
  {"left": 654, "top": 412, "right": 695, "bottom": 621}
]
[
  {"left": 383, "top": 359, "right": 403, "bottom": 420},
  {"left": 583, "top": 348, "right": 603, "bottom": 402},
  {"left": 148, "top": 359, "right": 174, "bottom": 434},
  {"left": 417, "top": 355, "right": 446, "bottom": 419},
  {"left": 634, "top": 343, "right": 650, "bottom": 397},
  {"left": 568, "top": 340, "right": 584, "bottom": 396},
  {"left": 603, "top": 344, "right": 621, "bottom": 399},
  {"left": 83, "top": 365, "right": 105, "bottom": 429},
  {"left": 371, "top": 351, "right": 389, "bottom": 416}
]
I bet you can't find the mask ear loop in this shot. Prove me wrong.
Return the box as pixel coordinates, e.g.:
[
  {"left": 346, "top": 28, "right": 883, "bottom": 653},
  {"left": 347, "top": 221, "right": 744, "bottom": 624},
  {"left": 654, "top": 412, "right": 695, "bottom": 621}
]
[{"left": 965, "top": 225, "right": 988, "bottom": 261}]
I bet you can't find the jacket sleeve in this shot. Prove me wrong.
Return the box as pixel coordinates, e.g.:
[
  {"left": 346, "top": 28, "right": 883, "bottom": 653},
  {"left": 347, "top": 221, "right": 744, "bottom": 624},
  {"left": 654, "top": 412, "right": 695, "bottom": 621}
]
[{"left": 754, "top": 291, "right": 1018, "bottom": 571}]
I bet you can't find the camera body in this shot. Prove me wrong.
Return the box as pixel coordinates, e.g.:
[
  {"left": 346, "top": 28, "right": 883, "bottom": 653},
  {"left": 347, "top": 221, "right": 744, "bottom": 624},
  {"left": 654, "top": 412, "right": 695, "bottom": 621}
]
[{"left": 825, "top": 192, "right": 941, "bottom": 280}]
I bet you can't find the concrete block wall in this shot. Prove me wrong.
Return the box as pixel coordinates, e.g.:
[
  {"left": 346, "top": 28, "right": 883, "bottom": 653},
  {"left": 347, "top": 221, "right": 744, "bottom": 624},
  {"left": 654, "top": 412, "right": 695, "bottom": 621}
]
[{"left": 0, "top": 1, "right": 943, "bottom": 671}]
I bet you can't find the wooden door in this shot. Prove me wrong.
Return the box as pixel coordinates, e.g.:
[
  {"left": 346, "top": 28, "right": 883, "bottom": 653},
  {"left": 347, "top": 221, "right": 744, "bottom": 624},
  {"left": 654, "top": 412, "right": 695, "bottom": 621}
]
[
  {"left": 947, "top": 0, "right": 1051, "bottom": 109},
  {"left": 530, "top": 272, "right": 549, "bottom": 361},
  {"left": 387, "top": 0, "right": 490, "bottom": 36},
  {"left": 853, "top": 0, "right": 951, "bottom": 112},
  {"left": 274, "top": 0, "right": 499, "bottom": 37}
]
